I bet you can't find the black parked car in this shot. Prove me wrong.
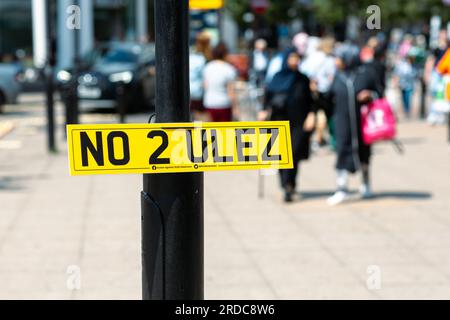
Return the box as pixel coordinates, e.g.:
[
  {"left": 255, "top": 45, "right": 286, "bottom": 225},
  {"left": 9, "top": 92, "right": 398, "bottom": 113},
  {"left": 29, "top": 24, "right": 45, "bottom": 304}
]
[{"left": 57, "top": 42, "right": 156, "bottom": 113}]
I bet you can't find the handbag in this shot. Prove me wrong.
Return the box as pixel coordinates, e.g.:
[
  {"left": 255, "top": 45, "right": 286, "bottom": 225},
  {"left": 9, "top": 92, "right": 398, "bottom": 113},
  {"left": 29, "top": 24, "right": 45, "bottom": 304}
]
[
  {"left": 361, "top": 98, "right": 397, "bottom": 145},
  {"left": 269, "top": 92, "right": 289, "bottom": 111}
]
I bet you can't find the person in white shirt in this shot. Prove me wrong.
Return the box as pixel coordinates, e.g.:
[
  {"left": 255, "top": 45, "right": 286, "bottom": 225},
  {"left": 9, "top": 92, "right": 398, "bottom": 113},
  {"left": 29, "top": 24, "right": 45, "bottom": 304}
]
[
  {"left": 203, "top": 43, "right": 237, "bottom": 122},
  {"left": 189, "top": 32, "right": 212, "bottom": 120},
  {"left": 301, "top": 37, "right": 336, "bottom": 146}
]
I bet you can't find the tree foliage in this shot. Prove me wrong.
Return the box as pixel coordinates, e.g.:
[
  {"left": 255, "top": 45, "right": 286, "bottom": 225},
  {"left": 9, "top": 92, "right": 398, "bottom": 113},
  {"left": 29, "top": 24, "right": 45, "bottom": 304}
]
[
  {"left": 225, "top": 0, "right": 450, "bottom": 26},
  {"left": 225, "top": 0, "right": 299, "bottom": 26}
]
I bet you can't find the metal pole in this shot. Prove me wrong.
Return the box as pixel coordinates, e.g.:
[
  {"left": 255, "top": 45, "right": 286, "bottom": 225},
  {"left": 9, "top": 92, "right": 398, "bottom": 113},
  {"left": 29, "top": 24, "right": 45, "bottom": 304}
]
[
  {"left": 46, "top": 0, "right": 56, "bottom": 152},
  {"left": 141, "top": 0, "right": 204, "bottom": 300},
  {"left": 71, "top": 0, "right": 80, "bottom": 125},
  {"left": 64, "top": 1, "right": 80, "bottom": 133}
]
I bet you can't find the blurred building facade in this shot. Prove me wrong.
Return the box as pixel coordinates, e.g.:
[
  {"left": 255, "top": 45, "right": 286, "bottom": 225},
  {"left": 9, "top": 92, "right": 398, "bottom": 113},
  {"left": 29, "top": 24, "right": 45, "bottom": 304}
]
[
  {"left": 0, "top": 0, "right": 151, "bottom": 68},
  {"left": 0, "top": 0, "right": 33, "bottom": 58}
]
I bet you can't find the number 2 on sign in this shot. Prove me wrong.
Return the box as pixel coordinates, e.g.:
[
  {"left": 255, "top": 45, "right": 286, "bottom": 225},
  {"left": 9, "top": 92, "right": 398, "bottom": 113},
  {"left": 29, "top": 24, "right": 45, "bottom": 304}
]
[{"left": 148, "top": 130, "right": 170, "bottom": 164}]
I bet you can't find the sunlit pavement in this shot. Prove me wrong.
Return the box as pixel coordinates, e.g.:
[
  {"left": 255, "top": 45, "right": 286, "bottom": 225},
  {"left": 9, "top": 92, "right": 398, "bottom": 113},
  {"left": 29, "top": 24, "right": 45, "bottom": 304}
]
[{"left": 0, "top": 93, "right": 449, "bottom": 299}]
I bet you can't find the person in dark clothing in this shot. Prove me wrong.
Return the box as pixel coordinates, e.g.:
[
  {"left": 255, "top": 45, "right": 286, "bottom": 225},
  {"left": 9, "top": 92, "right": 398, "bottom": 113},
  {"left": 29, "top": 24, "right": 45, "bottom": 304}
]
[
  {"left": 366, "top": 44, "right": 387, "bottom": 95},
  {"left": 259, "top": 48, "right": 315, "bottom": 202},
  {"left": 327, "top": 43, "right": 382, "bottom": 206}
]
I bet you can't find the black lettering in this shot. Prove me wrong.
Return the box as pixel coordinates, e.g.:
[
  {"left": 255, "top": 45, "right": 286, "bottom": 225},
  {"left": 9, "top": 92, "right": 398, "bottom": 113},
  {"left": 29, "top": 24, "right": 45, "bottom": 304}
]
[
  {"left": 186, "top": 129, "right": 209, "bottom": 163},
  {"left": 107, "top": 131, "right": 130, "bottom": 165},
  {"left": 80, "top": 131, "right": 104, "bottom": 166},
  {"left": 148, "top": 130, "right": 170, "bottom": 164},
  {"left": 236, "top": 128, "right": 257, "bottom": 162},
  {"left": 260, "top": 128, "right": 282, "bottom": 161},
  {"left": 210, "top": 129, "right": 233, "bottom": 163}
]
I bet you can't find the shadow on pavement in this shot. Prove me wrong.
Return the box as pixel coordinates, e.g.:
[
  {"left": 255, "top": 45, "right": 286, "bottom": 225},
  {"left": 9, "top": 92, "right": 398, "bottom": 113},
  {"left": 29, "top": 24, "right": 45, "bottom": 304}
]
[
  {"left": 300, "top": 190, "right": 335, "bottom": 200},
  {"left": 0, "top": 174, "right": 49, "bottom": 191},
  {"left": 371, "top": 191, "right": 432, "bottom": 200},
  {"left": 0, "top": 177, "right": 26, "bottom": 191},
  {"left": 297, "top": 190, "right": 432, "bottom": 202},
  {"left": 398, "top": 137, "right": 426, "bottom": 145},
  {"left": 1, "top": 109, "right": 36, "bottom": 117}
]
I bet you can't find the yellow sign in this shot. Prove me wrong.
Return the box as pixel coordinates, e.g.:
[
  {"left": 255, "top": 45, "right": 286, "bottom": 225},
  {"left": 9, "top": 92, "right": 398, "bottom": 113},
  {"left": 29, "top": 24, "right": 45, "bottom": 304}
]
[
  {"left": 189, "top": 0, "right": 224, "bottom": 10},
  {"left": 67, "top": 121, "right": 293, "bottom": 176}
]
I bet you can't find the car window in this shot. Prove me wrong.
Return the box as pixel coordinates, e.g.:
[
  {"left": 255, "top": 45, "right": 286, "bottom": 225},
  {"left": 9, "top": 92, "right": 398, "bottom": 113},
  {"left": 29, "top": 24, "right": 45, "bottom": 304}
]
[
  {"left": 102, "top": 49, "right": 138, "bottom": 63},
  {"left": 82, "top": 48, "right": 105, "bottom": 66}
]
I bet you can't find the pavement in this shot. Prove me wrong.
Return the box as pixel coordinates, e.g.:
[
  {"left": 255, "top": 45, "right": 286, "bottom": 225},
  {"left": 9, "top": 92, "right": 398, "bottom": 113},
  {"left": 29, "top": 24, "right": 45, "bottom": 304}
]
[{"left": 0, "top": 93, "right": 449, "bottom": 299}]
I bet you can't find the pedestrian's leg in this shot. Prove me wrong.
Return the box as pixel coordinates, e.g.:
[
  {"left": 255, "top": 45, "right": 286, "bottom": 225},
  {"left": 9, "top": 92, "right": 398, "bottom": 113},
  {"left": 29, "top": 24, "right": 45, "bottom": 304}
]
[
  {"left": 327, "top": 117, "right": 336, "bottom": 150},
  {"left": 327, "top": 169, "right": 349, "bottom": 206},
  {"left": 401, "top": 89, "right": 410, "bottom": 117},
  {"left": 419, "top": 77, "right": 427, "bottom": 119},
  {"left": 407, "top": 89, "right": 413, "bottom": 116},
  {"left": 336, "top": 169, "right": 349, "bottom": 192},
  {"left": 316, "top": 110, "right": 327, "bottom": 146},
  {"left": 287, "top": 161, "right": 298, "bottom": 190},
  {"left": 280, "top": 162, "right": 298, "bottom": 203},
  {"left": 401, "top": 89, "right": 408, "bottom": 117},
  {"left": 279, "top": 169, "right": 287, "bottom": 189},
  {"left": 360, "top": 163, "right": 373, "bottom": 198}
]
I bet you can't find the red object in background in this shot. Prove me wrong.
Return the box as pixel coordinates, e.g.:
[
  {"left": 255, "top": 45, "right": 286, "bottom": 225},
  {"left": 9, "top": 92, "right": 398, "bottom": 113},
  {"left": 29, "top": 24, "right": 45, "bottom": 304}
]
[
  {"left": 205, "top": 107, "right": 232, "bottom": 122},
  {"left": 251, "top": 0, "right": 269, "bottom": 14},
  {"left": 360, "top": 46, "right": 374, "bottom": 63},
  {"left": 227, "top": 54, "right": 249, "bottom": 80}
]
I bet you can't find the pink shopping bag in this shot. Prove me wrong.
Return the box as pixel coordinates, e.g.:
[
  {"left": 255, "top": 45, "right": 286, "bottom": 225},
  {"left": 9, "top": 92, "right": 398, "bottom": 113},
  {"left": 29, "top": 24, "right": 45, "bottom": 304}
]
[{"left": 361, "top": 98, "right": 397, "bottom": 145}]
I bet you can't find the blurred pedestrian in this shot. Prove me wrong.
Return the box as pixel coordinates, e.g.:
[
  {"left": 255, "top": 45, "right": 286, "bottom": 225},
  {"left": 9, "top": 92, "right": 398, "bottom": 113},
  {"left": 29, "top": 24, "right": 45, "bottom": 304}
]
[
  {"left": 425, "top": 29, "right": 450, "bottom": 125},
  {"left": 393, "top": 54, "right": 417, "bottom": 118},
  {"left": 299, "top": 36, "right": 322, "bottom": 77},
  {"left": 360, "top": 36, "right": 378, "bottom": 63},
  {"left": 410, "top": 35, "right": 428, "bottom": 118},
  {"left": 265, "top": 32, "right": 309, "bottom": 85},
  {"left": 398, "top": 34, "right": 414, "bottom": 59},
  {"left": 365, "top": 42, "right": 387, "bottom": 95},
  {"left": 327, "top": 43, "right": 382, "bottom": 206},
  {"left": 265, "top": 52, "right": 283, "bottom": 85},
  {"left": 203, "top": 43, "right": 237, "bottom": 122},
  {"left": 434, "top": 44, "right": 450, "bottom": 124},
  {"left": 189, "top": 32, "right": 212, "bottom": 121},
  {"left": 300, "top": 36, "right": 336, "bottom": 147},
  {"left": 292, "top": 32, "right": 309, "bottom": 57},
  {"left": 259, "top": 48, "right": 315, "bottom": 202},
  {"left": 249, "top": 38, "right": 269, "bottom": 87}
]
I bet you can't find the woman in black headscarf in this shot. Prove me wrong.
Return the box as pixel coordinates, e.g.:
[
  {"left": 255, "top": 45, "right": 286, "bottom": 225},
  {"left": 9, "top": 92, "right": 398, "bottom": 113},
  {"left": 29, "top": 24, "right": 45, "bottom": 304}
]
[
  {"left": 259, "top": 48, "right": 315, "bottom": 202},
  {"left": 327, "top": 43, "right": 382, "bottom": 206}
]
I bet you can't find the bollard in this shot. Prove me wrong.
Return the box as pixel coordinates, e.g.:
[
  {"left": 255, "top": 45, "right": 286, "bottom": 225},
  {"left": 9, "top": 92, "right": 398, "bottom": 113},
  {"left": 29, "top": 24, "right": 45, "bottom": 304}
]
[
  {"left": 64, "top": 71, "right": 79, "bottom": 128},
  {"left": 117, "top": 84, "right": 127, "bottom": 124},
  {"left": 141, "top": 0, "right": 204, "bottom": 300}
]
